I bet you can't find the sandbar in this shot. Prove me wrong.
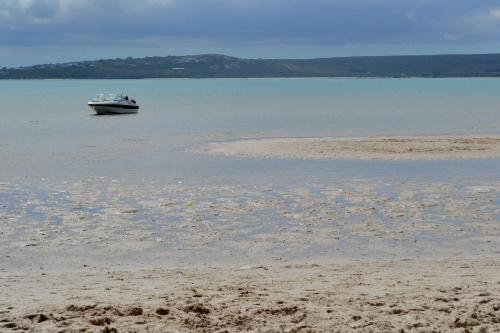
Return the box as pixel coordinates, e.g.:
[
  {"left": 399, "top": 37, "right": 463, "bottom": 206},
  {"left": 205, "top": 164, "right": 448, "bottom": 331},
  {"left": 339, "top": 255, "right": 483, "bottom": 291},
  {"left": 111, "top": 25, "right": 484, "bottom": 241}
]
[{"left": 201, "top": 136, "right": 500, "bottom": 160}]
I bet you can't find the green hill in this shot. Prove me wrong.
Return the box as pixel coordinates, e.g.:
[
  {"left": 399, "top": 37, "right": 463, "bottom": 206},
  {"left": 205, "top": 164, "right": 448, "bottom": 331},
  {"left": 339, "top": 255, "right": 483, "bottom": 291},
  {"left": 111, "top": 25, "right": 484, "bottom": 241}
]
[{"left": 2, "top": 53, "right": 500, "bottom": 79}]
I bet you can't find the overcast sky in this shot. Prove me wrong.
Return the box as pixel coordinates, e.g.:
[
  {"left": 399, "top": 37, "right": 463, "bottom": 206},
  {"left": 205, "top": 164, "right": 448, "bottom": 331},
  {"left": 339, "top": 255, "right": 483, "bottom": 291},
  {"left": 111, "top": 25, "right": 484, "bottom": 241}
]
[{"left": 1, "top": 0, "right": 500, "bottom": 66}]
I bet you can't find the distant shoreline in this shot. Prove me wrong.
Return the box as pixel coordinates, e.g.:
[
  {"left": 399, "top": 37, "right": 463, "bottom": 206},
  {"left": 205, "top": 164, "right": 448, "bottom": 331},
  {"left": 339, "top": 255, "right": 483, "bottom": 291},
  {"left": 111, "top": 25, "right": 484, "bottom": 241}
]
[
  {"left": 3, "top": 53, "right": 500, "bottom": 79},
  {"left": 5, "top": 77, "right": 500, "bottom": 80}
]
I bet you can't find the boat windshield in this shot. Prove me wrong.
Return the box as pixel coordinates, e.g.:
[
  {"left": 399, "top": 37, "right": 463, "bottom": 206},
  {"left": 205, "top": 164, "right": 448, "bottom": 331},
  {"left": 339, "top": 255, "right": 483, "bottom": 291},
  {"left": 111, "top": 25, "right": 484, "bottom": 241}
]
[{"left": 91, "top": 93, "right": 126, "bottom": 102}]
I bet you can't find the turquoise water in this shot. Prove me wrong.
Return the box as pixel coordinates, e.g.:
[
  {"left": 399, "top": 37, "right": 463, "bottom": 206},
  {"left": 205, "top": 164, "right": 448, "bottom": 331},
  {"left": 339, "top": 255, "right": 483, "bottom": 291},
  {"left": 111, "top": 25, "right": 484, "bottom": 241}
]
[
  {"left": 2, "top": 78, "right": 500, "bottom": 137},
  {"left": 0, "top": 78, "right": 500, "bottom": 181}
]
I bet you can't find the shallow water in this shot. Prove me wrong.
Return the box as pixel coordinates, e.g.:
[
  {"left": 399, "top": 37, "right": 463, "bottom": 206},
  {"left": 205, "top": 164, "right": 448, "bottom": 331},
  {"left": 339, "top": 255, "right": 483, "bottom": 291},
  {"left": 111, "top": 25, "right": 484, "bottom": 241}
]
[
  {"left": 1, "top": 78, "right": 500, "bottom": 181},
  {"left": 1, "top": 78, "right": 500, "bottom": 268},
  {"left": 1, "top": 177, "right": 499, "bottom": 271}
]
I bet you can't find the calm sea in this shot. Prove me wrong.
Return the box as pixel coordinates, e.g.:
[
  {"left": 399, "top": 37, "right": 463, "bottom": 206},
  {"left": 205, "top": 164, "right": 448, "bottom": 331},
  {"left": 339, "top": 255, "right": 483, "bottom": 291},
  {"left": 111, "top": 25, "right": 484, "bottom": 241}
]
[{"left": 1, "top": 78, "right": 500, "bottom": 182}]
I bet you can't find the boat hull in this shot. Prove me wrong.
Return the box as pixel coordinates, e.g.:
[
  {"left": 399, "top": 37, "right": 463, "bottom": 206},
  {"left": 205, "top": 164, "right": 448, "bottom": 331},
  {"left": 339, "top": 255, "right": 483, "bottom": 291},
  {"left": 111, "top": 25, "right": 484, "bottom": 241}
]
[{"left": 88, "top": 103, "right": 139, "bottom": 115}]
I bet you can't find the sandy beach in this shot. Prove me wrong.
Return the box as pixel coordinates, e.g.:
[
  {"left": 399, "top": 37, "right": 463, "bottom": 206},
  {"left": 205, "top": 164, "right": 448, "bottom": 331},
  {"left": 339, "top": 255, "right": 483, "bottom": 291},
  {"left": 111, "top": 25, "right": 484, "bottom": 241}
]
[
  {"left": 2, "top": 258, "right": 500, "bottom": 332},
  {"left": 200, "top": 136, "right": 500, "bottom": 160}
]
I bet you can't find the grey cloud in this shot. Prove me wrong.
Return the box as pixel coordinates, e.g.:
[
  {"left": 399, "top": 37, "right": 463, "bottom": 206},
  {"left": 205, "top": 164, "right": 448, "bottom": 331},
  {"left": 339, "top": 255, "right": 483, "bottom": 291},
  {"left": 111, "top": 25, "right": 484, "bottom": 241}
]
[
  {"left": 2, "top": 0, "right": 500, "bottom": 45},
  {"left": 25, "top": 0, "right": 61, "bottom": 20},
  {"left": 2, "top": 0, "right": 500, "bottom": 66}
]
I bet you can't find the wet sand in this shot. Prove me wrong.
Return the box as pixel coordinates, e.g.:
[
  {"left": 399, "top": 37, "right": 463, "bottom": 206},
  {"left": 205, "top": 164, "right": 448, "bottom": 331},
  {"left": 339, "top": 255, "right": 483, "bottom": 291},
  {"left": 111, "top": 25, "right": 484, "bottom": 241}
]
[
  {"left": 2, "top": 178, "right": 499, "bottom": 268},
  {"left": 200, "top": 136, "right": 500, "bottom": 160}
]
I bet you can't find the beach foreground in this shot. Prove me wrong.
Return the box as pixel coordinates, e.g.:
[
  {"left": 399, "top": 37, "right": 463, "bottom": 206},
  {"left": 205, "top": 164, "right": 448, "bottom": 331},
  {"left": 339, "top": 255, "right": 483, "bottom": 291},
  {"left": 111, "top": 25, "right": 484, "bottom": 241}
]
[
  {"left": 1, "top": 258, "right": 499, "bottom": 332},
  {"left": 201, "top": 136, "right": 500, "bottom": 160},
  {"left": 1, "top": 175, "right": 500, "bottom": 331}
]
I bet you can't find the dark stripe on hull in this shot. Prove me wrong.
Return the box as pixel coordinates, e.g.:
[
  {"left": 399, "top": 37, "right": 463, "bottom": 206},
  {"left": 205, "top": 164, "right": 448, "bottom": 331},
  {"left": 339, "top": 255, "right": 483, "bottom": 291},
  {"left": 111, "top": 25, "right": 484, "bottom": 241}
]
[
  {"left": 88, "top": 103, "right": 139, "bottom": 110},
  {"left": 88, "top": 106, "right": 139, "bottom": 115},
  {"left": 95, "top": 110, "right": 138, "bottom": 115}
]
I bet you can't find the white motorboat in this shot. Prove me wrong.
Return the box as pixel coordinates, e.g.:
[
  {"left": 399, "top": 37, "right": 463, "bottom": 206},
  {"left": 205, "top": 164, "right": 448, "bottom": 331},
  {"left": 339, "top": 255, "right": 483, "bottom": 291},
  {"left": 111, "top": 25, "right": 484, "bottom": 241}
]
[{"left": 88, "top": 93, "right": 139, "bottom": 115}]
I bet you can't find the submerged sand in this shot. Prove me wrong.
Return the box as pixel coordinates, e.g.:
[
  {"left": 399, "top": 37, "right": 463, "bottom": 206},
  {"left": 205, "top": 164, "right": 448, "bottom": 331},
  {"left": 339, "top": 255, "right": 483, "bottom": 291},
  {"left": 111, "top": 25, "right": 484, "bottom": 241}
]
[
  {"left": 201, "top": 136, "right": 500, "bottom": 160},
  {"left": 1, "top": 258, "right": 499, "bottom": 332}
]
